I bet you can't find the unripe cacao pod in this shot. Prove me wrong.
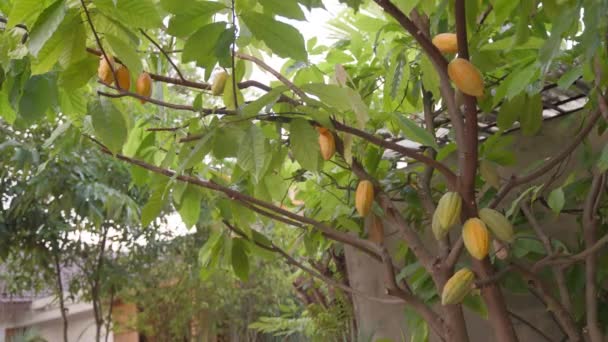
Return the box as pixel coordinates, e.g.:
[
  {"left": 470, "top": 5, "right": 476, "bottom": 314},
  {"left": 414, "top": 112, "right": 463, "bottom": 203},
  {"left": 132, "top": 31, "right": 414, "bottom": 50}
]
[
  {"left": 136, "top": 72, "right": 152, "bottom": 104},
  {"left": 480, "top": 160, "right": 500, "bottom": 189},
  {"left": 462, "top": 218, "right": 490, "bottom": 260},
  {"left": 432, "top": 192, "right": 462, "bottom": 239},
  {"left": 441, "top": 268, "right": 475, "bottom": 305},
  {"left": 479, "top": 208, "right": 514, "bottom": 243},
  {"left": 355, "top": 180, "right": 374, "bottom": 217},
  {"left": 432, "top": 33, "right": 458, "bottom": 54},
  {"left": 447, "top": 58, "right": 484, "bottom": 97},
  {"left": 115, "top": 65, "right": 130, "bottom": 90},
  {"left": 318, "top": 130, "right": 335, "bottom": 161},
  {"left": 211, "top": 71, "right": 228, "bottom": 96},
  {"left": 97, "top": 55, "right": 115, "bottom": 85},
  {"left": 367, "top": 213, "right": 384, "bottom": 244}
]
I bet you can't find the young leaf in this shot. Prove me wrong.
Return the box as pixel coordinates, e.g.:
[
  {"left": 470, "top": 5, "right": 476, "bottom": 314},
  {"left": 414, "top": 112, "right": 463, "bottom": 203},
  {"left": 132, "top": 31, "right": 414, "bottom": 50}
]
[
  {"left": 290, "top": 119, "right": 320, "bottom": 171},
  {"left": 240, "top": 12, "right": 307, "bottom": 61},
  {"left": 231, "top": 238, "right": 250, "bottom": 282},
  {"left": 394, "top": 114, "right": 439, "bottom": 150},
  {"left": 548, "top": 187, "right": 565, "bottom": 214},
  {"left": 88, "top": 97, "right": 128, "bottom": 154}
]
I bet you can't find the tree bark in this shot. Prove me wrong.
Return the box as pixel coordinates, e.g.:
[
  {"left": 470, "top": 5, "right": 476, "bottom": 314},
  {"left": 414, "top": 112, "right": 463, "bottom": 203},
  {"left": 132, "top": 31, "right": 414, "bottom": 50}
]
[{"left": 53, "top": 252, "right": 69, "bottom": 342}]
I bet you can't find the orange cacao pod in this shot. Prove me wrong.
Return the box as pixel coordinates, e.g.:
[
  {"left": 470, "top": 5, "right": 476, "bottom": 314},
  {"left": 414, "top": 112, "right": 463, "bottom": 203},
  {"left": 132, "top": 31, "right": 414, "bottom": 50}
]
[
  {"left": 115, "top": 65, "right": 131, "bottom": 90},
  {"left": 432, "top": 33, "right": 458, "bottom": 54},
  {"left": 447, "top": 58, "right": 484, "bottom": 97},
  {"left": 368, "top": 213, "right": 384, "bottom": 244},
  {"left": 441, "top": 268, "right": 475, "bottom": 305},
  {"left": 136, "top": 72, "right": 152, "bottom": 104},
  {"left": 355, "top": 180, "right": 374, "bottom": 217},
  {"left": 462, "top": 218, "right": 490, "bottom": 260},
  {"left": 318, "top": 130, "right": 335, "bottom": 161},
  {"left": 479, "top": 208, "right": 514, "bottom": 243},
  {"left": 432, "top": 192, "right": 462, "bottom": 240},
  {"left": 97, "top": 55, "right": 115, "bottom": 85}
]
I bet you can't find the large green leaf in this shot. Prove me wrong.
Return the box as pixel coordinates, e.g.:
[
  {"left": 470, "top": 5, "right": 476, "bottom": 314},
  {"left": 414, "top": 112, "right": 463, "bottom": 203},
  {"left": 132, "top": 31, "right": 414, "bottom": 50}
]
[
  {"left": 393, "top": 113, "right": 439, "bottom": 150},
  {"left": 27, "top": 0, "right": 66, "bottom": 58},
  {"left": 496, "top": 93, "right": 525, "bottom": 131},
  {"left": 182, "top": 22, "right": 227, "bottom": 69},
  {"left": 59, "top": 55, "right": 98, "bottom": 90},
  {"left": 290, "top": 119, "right": 319, "bottom": 171},
  {"left": 237, "top": 125, "right": 268, "bottom": 181},
  {"left": 231, "top": 238, "right": 250, "bottom": 282},
  {"left": 223, "top": 74, "right": 245, "bottom": 110},
  {"left": 105, "top": 33, "right": 142, "bottom": 77},
  {"left": 177, "top": 185, "right": 202, "bottom": 229},
  {"left": 93, "top": 0, "right": 162, "bottom": 29},
  {"left": 88, "top": 97, "right": 128, "bottom": 154},
  {"left": 160, "top": 0, "right": 226, "bottom": 15},
  {"left": 7, "top": 0, "right": 56, "bottom": 28},
  {"left": 18, "top": 73, "right": 58, "bottom": 123},
  {"left": 242, "top": 86, "right": 288, "bottom": 117},
  {"left": 519, "top": 93, "right": 542, "bottom": 136},
  {"left": 259, "top": 0, "right": 306, "bottom": 20},
  {"left": 240, "top": 12, "right": 307, "bottom": 61}
]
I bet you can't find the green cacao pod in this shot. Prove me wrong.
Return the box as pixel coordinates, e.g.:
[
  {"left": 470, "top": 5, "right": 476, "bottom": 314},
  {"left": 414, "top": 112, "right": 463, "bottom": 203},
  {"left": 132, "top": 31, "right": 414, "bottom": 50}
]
[
  {"left": 211, "top": 71, "right": 228, "bottom": 96},
  {"left": 479, "top": 208, "right": 514, "bottom": 243},
  {"left": 355, "top": 180, "right": 374, "bottom": 217},
  {"left": 432, "top": 192, "right": 462, "bottom": 240},
  {"left": 462, "top": 218, "right": 490, "bottom": 260},
  {"left": 441, "top": 268, "right": 475, "bottom": 305}
]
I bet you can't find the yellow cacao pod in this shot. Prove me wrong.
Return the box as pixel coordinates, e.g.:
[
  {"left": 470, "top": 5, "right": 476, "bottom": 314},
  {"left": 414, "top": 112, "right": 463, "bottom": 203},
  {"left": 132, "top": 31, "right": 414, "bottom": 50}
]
[
  {"left": 479, "top": 208, "right": 514, "bottom": 243},
  {"left": 447, "top": 58, "right": 484, "bottom": 97},
  {"left": 136, "top": 72, "right": 152, "bottom": 104},
  {"left": 211, "top": 71, "right": 228, "bottom": 96},
  {"left": 318, "top": 129, "right": 335, "bottom": 161},
  {"left": 97, "top": 55, "right": 115, "bottom": 85},
  {"left": 462, "top": 218, "right": 490, "bottom": 260},
  {"left": 367, "top": 213, "right": 384, "bottom": 244},
  {"left": 115, "top": 65, "right": 131, "bottom": 91},
  {"left": 480, "top": 160, "right": 501, "bottom": 189},
  {"left": 432, "top": 33, "right": 458, "bottom": 54},
  {"left": 432, "top": 192, "right": 462, "bottom": 240},
  {"left": 441, "top": 268, "right": 475, "bottom": 305},
  {"left": 355, "top": 180, "right": 374, "bottom": 217}
]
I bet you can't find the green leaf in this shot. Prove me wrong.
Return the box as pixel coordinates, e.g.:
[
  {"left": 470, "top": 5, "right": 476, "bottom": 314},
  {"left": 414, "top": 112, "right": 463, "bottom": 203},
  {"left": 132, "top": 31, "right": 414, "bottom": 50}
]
[
  {"left": 58, "top": 88, "right": 87, "bottom": 124},
  {"left": 394, "top": 113, "right": 439, "bottom": 150},
  {"left": 548, "top": 187, "right": 565, "bottom": 214},
  {"left": 93, "top": 0, "right": 162, "bottom": 29},
  {"left": 222, "top": 74, "right": 245, "bottom": 110},
  {"left": 0, "top": 89, "right": 16, "bottom": 124},
  {"left": 301, "top": 83, "right": 350, "bottom": 110},
  {"left": 7, "top": 0, "right": 56, "bottom": 28},
  {"left": 215, "top": 28, "right": 236, "bottom": 68},
  {"left": 231, "top": 238, "right": 250, "bottom": 281},
  {"left": 160, "top": 0, "right": 225, "bottom": 16},
  {"left": 237, "top": 125, "right": 268, "bottom": 181},
  {"left": 420, "top": 55, "right": 440, "bottom": 99},
  {"left": 259, "top": 0, "right": 306, "bottom": 20},
  {"left": 463, "top": 293, "right": 488, "bottom": 319},
  {"left": 19, "top": 73, "right": 58, "bottom": 123},
  {"left": 141, "top": 183, "right": 167, "bottom": 227},
  {"left": 182, "top": 22, "right": 226, "bottom": 69},
  {"left": 520, "top": 93, "right": 542, "bottom": 136},
  {"left": 105, "top": 33, "right": 143, "bottom": 77},
  {"left": 290, "top": 119, "right": 319, "bottom": 171},
  {"left": 88, "top": 97, "right": 128, "bottom": 154},
  {"left": 242, "top": 86, "right": 287, "bottom": 117},
  {"left": 177, "top": 185, "right": 202, "bottom": 229},
  {"left": 558, "top": 66, "right": 582, "bottom": 90},
  {"left": 497, "top": 93, "right": 525, "bottom": 131},
  {"left": 240, "top": 12, "right": 307, "bottom": 61},
  {"left": 59, "top": 56, "right": 98, "bottom": 90},
  {"left": 597, "top": 144, "right": 608, "bottom": 172},
  {"left": 27, "top": 0, "right": 66, "bottom": 58}
]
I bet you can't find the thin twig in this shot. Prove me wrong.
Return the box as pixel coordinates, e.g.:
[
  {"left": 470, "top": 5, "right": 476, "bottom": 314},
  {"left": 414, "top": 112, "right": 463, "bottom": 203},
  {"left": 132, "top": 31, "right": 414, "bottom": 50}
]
[{"left": 139, "top": 29, "right": 185, "bottom": 81}]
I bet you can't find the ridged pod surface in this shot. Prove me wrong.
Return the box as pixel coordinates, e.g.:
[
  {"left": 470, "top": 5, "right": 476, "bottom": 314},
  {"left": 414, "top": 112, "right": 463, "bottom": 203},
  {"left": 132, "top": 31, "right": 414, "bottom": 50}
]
[
  {"left": 212, "top": 71, "right": 228, "bottom": 96},
  {"left": 462, "top": 218, "right": 490, "bottom": 260},
  {"left": 479, "top": 208, "right": 514, "bottom": 243},
  {"left": 116, "top": 65, "right": 130, "bottom": 90},
  {"left": 441, "top": 268, "right": 475, "bottom": 305},
  {"left": 432, "top": 33, "right": 458, "bottom": 54},
  {"left": 136, "top": 73, "right": 152, "bottom": 104},
  {"left": 97, "top": 55, "right": 115, "bottom": 85},
  {"left": 318, "top": 128, "right": 335, "bottom": 160},
  {"left": 355, "top": 180, "right": 374, "bottom": 217},
  {"left": 432, "top": 192, "right": 462, "bottom": 239},
  {"left": 368, "top": 213, "right": 384, "bottom": 244},
  {"left": 447, "top": 58, "right": 484, "bottom": 97}
]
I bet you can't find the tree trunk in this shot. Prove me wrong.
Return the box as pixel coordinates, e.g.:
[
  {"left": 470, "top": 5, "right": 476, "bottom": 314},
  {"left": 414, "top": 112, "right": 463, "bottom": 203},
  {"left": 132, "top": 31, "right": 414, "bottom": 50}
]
[{"left": 53, "top": 252, "right": 69, "bottom": 342}]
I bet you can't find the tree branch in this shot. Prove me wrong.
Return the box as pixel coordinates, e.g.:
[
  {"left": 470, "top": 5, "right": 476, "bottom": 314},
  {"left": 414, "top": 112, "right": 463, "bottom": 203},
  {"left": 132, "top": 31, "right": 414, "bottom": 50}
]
[
  {"left": 139, "top": 29, "right": 185, "bottom": 81},
  {"left": 80, "top": 0, "right": 117, "bottom": 85}
]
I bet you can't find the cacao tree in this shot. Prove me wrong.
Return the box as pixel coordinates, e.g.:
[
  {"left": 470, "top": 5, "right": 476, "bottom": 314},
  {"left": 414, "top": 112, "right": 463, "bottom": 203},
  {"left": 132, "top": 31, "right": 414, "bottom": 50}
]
[{"left": 1, "top": 0, "right": 608, "bottom": 341}]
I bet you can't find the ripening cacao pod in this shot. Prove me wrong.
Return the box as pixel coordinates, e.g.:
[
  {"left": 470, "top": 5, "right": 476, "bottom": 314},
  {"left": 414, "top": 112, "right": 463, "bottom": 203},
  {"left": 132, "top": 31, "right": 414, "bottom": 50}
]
[
  {"left": 462, "top": 218, "right": 490, "bottom": 260},
  {"left": 368, "top": 213, "right": 384, "bottom": 244},
  {"left": 97, "top": 55, "right": 115, "bottom": 85},
  {"left": 136, "top": 72, "right": 152, "bottom": 104},
  {"left": 431, "top": 192, "right": 462, "bottom": 240},
  {"left": 432, "top": 33, "right": 458, "bottom": 54},
  {"left": 480, "top": 160, "right": 501, "bottom": 189},
  {"left": 211, "top": 71, "right": 228, "bottom": 96},
  {"left": 447, "top": 58, "right": 485, "bottom": 97},
  {"left": 115, "top": 65, "right": 131, "bottom": 90},
  {"left": 441, "top": 268, "right": 475, "bottom": 305},
  {"left": 479, "top": 208, "right": 514, "bottom": 243},
  {"left": 318, "top": 128, "right": 335, "bottom": 160},
  {"left": 355, "top": 180, "right": 374, "bottom": 217}
]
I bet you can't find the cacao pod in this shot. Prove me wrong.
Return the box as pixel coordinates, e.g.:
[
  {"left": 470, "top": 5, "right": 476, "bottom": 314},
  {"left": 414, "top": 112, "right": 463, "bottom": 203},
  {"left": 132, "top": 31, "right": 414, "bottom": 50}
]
[
  {"left": 432, "top": 33, "right": 458, "bottom": 54},
  {"left": 116, "top": 65, "right": 131, "bottom": 91},
  {"left": 432, "top": 192, "right": 462, "bottom": 239},
  {"left": 462, "top": 218, "right": 490, "bottom": 260},
  {"left": 368, "top": 213, "right": 384, "bottom": 244},
  {"left": 447, "top": 58, "right": 484, "bottom": 97},
  {"left": 480, "top": 160, "right": 501, "bottom": 189},
  {"left": 441, "top": 268, "right": 475, "bottom": 305},
  {"left": 355, "top": 180, "right": 374, "bottom": 217},
  {"left": 479, "top": 208, "right": 514, "bottom": 243},
  {"left": 97, "top": 55, "right": 115, "bottom": 85},
  {"left": 211, "top": 71, "right": 228, "bottom": 96},
  {"left": 136, "top": 72, "right": 152, "bottom": 104},
  {"left": 318, "top": 129, "right": 335, "bottom": 161}
]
